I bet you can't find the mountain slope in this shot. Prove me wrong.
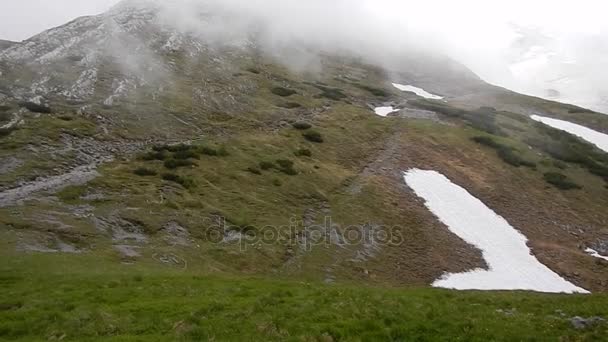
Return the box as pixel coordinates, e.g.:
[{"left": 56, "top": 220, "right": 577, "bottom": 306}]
[{"left": 1, "top": 0, "right": 608, "bottom": 299}]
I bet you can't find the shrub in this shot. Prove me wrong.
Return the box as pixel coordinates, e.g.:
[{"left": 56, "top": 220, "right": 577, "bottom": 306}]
[
  {"left": 543, "top": 172, "right": 581, "bottom": 190},
  {"left": 472, "top": 136, "right": 501, "bottom": 149},
  {"left": 279, "top": 102, "right": 302, "bottom": 109},
  {"left": 0, "top": 127, "right": 15, "bottom": 138},
  {"left": 173, "top": 150, "right": 200, "bottom": 160},
  {"left": 133, "top": 167, "right": 157, "bottom": 176},
  {"left": 353, "top": 84, "right": 389, "bottom": 97},
  {"left": 276, "top": 159, "right": 297, "bottom": 175},
  {"left": 292, "top": 122, "right": 312, "bottom": 130},
  {"left": 217, "top": 147, "right": 230, "bottom": 157},
  {"left": 271, "top": 87, "right": 297, "bottom": 97},
  {"left": 247, "top": 167, "right": 262, "bottom": 175},
  {"left": 18, "top": 101, "right": 52, "bottom": 113},
  {"left": 162, "top": 173, "right": 194, "bottom": 188},
  {"left": 273, "top": 179, "right": 282, "bottom": 186},
  {"left": 303, "top": 131, "right": 324, "bottom": 143},
  {"left": 199, "top": 146, "right": 218, "bottom": 156},
  {"left": 259, "top": 161, "right": 275, "bottom": 170},
  {"left": 58, "top": 115, "right": 74, "bottom": 121},
  {"left": 276, "top": 159, "right": 294, "bottom": 169},
  {"left": 497, "top": 148, "right": 536, "bottom": 168},
  {"left": 294, "top": 148, "right": 312, "bottom": 157},
  {"left": 164, "top": 159, "right": 196, "bottom": 169},
  {"left": 473, "top": 136, "right": 535, "bottom": 168},
  {"left": 314, "top": 85, "right": 347, "bottom": 101},
  {"left": 246, "top": 67, "right": 261, "bottom": 74},
  {"left": 142, "top": 151, "right": 169, "bottom": 161},
  {"left": 529, "top": 124, "right": 608, "bottom": 181}
]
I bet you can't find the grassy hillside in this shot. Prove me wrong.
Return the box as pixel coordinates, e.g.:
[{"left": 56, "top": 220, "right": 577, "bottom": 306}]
[{"left": 1, "top": 251, "right": 607, "bottom": 341}]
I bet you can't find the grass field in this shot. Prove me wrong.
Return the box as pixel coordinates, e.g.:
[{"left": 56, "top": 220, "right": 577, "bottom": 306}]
[{"left": 1, "top": 252, "right": 607, "bottom": 341}]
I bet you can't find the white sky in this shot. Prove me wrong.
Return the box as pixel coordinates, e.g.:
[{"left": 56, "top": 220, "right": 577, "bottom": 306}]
[{"left": 0, "top": 0, "right": 121, "bottom": 41}]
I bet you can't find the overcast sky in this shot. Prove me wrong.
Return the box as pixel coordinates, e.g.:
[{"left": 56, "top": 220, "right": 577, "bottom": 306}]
[{"left": 0, "top": 0, "right": 121, "bottom": 41}]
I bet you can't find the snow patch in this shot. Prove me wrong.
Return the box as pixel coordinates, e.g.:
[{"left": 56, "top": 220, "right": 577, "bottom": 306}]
[
  {"left": 392, "top": 83, "right": 443, "bottom": 100},
  {"left": 585, "top": 248, "right": 608, "bottom": 261},
  {"left": 531, "top": 115, "right": 608, "bottom": 153},
  {"left": 403, "top": 169, "right": 588, "bottom": 294},
  {"left": 374, "top": 106, "right": 398, "bottom": 117}
]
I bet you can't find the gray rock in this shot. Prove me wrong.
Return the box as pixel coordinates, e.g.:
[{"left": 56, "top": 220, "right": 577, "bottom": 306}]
[{"left": 570, "top": 316, "right": 605, "bottom": 329}]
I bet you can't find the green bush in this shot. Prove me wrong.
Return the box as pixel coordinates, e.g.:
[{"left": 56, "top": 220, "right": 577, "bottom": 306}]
[
  {"left": 142, "top": 151, "right": 169, "bottom": 161},
  {"left": 271, "top": 87, "right": 297, "bottom": 97},
  {"left": 292, "top": 122, "right": 312, "bottom": 130},
  {"left": 294, "top": 149, "right": 312, "bottom": 157},
  {"left": 174, "top": 150, "right": 200, "bottom": 160},
  {"left": 353, "top": 84, "right": 389, "bottom": 97},
  {"left": 246, "top": 67, "right": 260, "bottom": 74},
  {"left": 303, "top": 131, "right": 324, "bottom": 143},
  {"left": 162, "top": 173, "right": 194, "bottom": 188},
  {"left": 164, "top": 159, "right": 197, "bottom": 169},
  {"left": 314, "top": 85, "right": 347, "bottom": 101},
  {"left": 196, "top": 146, "right": 229, "bottom": 157},
  {"left": 279, "top": 102, "right": 302, "bottom": 109},
  {"left": 497, "top": 148, "right": 536, "bottom": 168},
  {"left": 472, "top": 136, "right": 535, "bottom": 168},
  {"left": 529, "top": 124, "right": 608, "bottom": 181},
  {"left": 276, "top": 159, "right": 297, "bottom": 175},
  {"left": 247, "top": 167, "right": 262, "bottom": 175},
  {"left": 412, "top": 101, "right": 504, "bottom": 135},
  {"left": 471, "top": 136, "right": 502, "bottom": 149},
  {"left": 276, "top": 160, "right": 294, "bottom": 169},
  {"left": 543, "top": 172, "right": 581, "bottom": 190},
  {"left": 133, "top": 167, "right": 157, "bottom": 176},
  {"left": 259, "top": 161, "right": 275, "bottom": 170}
]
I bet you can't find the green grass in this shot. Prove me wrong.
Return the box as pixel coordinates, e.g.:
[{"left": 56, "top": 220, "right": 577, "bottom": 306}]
[
  {"left": 544, "top": 172, "right": 582, "bottom": 190},
  {"left": 0, "top": 253, "right": 606, "bottom": 341}
]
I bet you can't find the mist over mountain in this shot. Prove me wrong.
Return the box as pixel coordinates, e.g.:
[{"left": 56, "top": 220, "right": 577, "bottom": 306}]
[
  {"left": 1, "top": 2, "right": 608, "bottom": 339},
  {"left": 2, "top": 0, "right": 606, "bottom": 112}
]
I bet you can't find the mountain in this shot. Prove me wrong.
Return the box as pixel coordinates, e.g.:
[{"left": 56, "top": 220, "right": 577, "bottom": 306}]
[
  {"left": 0, "top": 39, "right": 16, "bottom": 51},
  {"left": 1, "top": 1, "right": 608, "bottom": 339}
]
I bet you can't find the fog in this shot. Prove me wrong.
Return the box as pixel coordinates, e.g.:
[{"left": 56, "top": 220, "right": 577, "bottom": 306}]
[{"left": 1, "top": 0, "right": 607, "bottom": 112}]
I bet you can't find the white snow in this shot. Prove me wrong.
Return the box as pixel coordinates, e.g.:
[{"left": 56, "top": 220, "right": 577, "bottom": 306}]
[
  {"left": 531, "top": 115, "right": 608, "bottom": 153},
  {"left": 585, "top": 248, "right": 608, "bottom": 261},
  {"left": 374, "top": 106, "right": 399, "bottom": 117},
  {"left": 403, "top": 169, "right": 588, "bottom": 293},
  {"left": 392, "top": 83, "right": 443, "bottom": 100}
]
